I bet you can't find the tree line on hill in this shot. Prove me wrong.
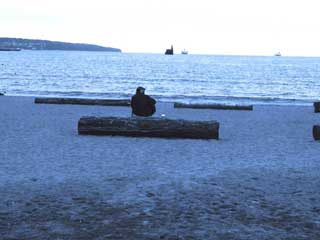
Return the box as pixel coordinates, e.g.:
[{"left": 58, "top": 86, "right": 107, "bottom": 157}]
[{"left": 0, "top": 38, "right": 121, "bottom": 52}]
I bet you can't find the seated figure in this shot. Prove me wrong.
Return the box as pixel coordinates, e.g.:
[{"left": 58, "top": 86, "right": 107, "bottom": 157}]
[{"left": 131, "top": 87, "right": 156, "bottom": 117}]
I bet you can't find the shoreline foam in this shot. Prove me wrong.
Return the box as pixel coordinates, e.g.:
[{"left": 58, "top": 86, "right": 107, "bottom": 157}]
[{"left": 3, "top": 93, "right": 318, "bottom": 107}]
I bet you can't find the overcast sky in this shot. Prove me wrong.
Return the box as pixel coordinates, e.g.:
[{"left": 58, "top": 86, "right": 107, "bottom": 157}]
[{"left": 1, "top": 0, "right": 320, "bottom": 56}]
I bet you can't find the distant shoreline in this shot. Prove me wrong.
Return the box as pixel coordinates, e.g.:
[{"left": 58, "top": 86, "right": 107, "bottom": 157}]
[{"left": 0, "top": 37, "right": 121, "bottom": 52}]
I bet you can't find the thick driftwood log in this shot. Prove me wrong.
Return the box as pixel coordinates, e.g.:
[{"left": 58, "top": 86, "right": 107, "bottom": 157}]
[
  {"left": 34, "top": 97, "right": 130, "bottom": 106},
  {"left": 174, "top": 102, "right": 253, "bottom": 111},
  {"left": 314, "top": 102, "right": 320, "bottom": 113},
  {"left": 78, "top": 117, "right": 219, "bottom": 139},
  {"left": 313, "top": 125, "right": 320, "bottom": 140}
]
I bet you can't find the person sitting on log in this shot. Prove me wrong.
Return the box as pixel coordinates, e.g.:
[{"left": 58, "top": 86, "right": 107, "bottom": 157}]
[{"left": 131, "top": 86, "right": 156, "bottom": 117}]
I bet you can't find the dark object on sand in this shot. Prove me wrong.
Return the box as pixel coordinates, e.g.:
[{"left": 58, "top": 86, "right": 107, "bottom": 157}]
[
  {"left": 314, "top": 102, "right": 320, "bottom": 113},
  {"left": 34, "top": 97, "right": 130, "bottom": 106},
  {"left": 165, "top": 45, "right": 174, "bottom": 55},
  {"left": 174, "top": 102, "right": 253, "bottom": 111},
  {"left": 313, "top": 125, "right": 320, "bottom": 140},
  {"left": 78, "top": 116, "right": 219, "bottom": 139}
]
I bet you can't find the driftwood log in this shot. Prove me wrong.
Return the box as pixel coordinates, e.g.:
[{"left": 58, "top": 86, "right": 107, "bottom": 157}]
[
  {"left": 78, "top": 117, "right": 219, "bottom": 139},
  {"left": 314, "top": 102, "right": 320, "bottom": 113},
  {"left": 34, "top": 97, "right": 130, "bottom": 106},
  {"left": 313, "top": 125, "right": 320, "bottom": 140},
  {"left": 174, "top": 102, "right": 253, "bottom": 111}
]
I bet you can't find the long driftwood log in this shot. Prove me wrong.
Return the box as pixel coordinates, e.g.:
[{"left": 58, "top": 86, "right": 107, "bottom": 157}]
[
  {"left": 174, "top": 102, "right": 253, "bottom": 111},
  {"left": 313, "top": 125, "right": 320, "bottom": 140},
  {"left": 78, "top": 117, "right": 219, "bottom": 139},
  {"left": 314, "top": 102, "right": 320, "bottom": 113},
  {"left": 34, "top": 97, "right": 130, "bottom": 106}
]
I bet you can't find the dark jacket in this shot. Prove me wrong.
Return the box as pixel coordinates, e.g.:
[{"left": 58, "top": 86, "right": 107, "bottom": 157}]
[{"left": 131, "top": 93, "right": 156, "bottom": 117}]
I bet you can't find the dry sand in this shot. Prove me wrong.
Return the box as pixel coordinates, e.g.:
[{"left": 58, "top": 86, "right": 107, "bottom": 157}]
[{"left": 0, "top": 96, "right": 319, "bottom": 240}]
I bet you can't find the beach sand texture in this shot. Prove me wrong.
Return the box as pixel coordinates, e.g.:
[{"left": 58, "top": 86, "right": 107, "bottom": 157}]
[{"left": 0, "top": 96, "right": 319, "bottom": 240}]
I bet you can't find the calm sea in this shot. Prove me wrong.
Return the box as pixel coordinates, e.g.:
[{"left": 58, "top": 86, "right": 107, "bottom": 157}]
[{"left": 1, "top": 51, "right": 319, "bottom": 105}]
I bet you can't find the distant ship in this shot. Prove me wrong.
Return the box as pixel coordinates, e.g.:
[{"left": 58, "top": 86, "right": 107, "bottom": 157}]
[
  {"left": 165, "top": 45, "right": 174, "bottom": 55},
  {"left": 181, "top": 49, "right": 188, "bottom": 55},
  {"left": 274, "top": 52, "right": 281, "bottom": 57}
]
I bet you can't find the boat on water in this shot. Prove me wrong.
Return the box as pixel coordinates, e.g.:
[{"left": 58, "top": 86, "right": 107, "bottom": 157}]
[
  {"left": 181, "top": 49, "right": 188, "bottom": 55},
  {"left": 165, "top": 45, "right": 174, "bottom": 55},
  {"left": 274, "top": 52, "right": 281, "bottom": 57},
  {"left": 0, "top": 48, "right": 21, "bottom": 51}
]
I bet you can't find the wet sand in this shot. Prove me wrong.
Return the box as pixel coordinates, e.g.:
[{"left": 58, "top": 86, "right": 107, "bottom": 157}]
[{"left": 0, "top": 96, "right": 319, "bottom": 240}]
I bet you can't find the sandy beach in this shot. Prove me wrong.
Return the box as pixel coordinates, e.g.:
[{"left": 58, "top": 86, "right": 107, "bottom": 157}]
[{"left": 0, "top": 96, "right": 319, "bottom": 240}]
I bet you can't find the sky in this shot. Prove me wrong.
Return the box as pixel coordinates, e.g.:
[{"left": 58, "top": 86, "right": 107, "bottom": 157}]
[{"left": 1, "top": 0, "right": 320, "bottom": 56}]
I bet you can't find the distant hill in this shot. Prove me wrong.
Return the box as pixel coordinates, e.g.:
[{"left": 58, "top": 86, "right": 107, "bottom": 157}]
[{"left": 0, "top": 38, "right": 121, "bottom": 52}]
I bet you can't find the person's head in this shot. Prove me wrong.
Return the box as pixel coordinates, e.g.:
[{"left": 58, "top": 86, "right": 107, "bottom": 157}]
[{"left": 136, "top": 86, "right": 145, "bottom": 94}]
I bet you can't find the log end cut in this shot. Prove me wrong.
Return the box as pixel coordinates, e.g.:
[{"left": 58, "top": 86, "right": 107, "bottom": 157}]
[
  {"left": 314, "top": 102, "right": 320, "bottom": 113},
  {"left": 313, "top": 125, "right": 320, "bottom": 140}
]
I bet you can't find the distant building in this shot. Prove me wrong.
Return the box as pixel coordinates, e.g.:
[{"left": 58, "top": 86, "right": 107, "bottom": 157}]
[{"left": 165, "top": 45, "right": 174, "bottom": 55}]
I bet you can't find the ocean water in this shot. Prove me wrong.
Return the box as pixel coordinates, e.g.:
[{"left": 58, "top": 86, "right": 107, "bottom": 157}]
[{"left": 0, "top": 51, "right": 319, "bottom": 105}]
